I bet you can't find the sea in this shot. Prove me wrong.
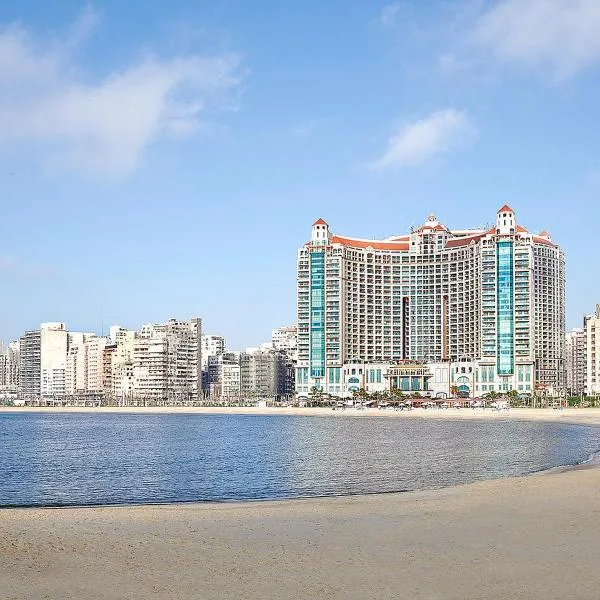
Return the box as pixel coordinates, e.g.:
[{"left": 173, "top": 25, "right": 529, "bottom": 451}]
[{"left": 1, "top": 412, "right": 599, "bottom": 508}]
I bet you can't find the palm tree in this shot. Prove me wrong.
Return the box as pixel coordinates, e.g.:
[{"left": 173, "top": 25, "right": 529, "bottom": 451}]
[
  {"left": 390, "top": 387, "right": 404, "bottom": 406},
  {"left": 450, "top": 385, "right": 459, "bottom": 398},
  {"left": 309, "top": 386, "right": 324, "bottom": 407}
]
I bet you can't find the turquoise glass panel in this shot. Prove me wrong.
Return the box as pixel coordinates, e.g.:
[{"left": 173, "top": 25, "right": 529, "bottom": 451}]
[
  {"left": 309, "top": 251, "right": 326, "bottom": 378},
  {"left": 496, "top": 241, "right": 514, "bottom": 376}
]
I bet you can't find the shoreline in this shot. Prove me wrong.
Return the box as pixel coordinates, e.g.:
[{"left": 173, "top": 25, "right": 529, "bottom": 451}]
[
  {"left": 2, "top": 465, "right": 600, "bottom": 598},
  {"left": 3, "top": 404, "right": 600, "bottom": 427},
  {"left": 1, "top": 407, "right": 600, "bottom": 512},
  {"left": 3, "top": 410, "right": 600, "bottom": 597}
]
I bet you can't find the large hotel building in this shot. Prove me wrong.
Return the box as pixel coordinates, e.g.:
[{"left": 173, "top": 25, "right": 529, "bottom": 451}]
[{"left": 296, "top": 206, "right": 565, "bottom": 399}]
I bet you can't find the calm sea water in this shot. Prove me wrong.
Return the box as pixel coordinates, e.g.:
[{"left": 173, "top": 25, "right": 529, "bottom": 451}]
[{"left": 1, "top": 413, "right": 599, "bottom": 507}]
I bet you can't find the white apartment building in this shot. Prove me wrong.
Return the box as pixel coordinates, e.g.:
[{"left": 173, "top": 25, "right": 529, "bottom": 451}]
[
  {"left": 565, "top": 328, "right": 586, "bottom": 397},
  {"left": 110, "top": 328, "right": 137, "bottom": 401},
  {"left": 66, "top": 340, "right": 87, "bottom": 395},
  {"left": 87, "top": 336, "right": 108, "bottom": 392},
  {"left": 111, "top": 318, "right": 203, "bottom": 403},
  {"left": 65, "top": 335, "right": 109, "bottom": 396},
  {"left": 222, "top": 359, "right": 241, "bottom": 399},
  {"left": 584, "top": 307, "right": 600, "bottom": 396},
  {"left": 40, "top": 323, "right": 69, "bottom": 399},
  {"left": 272, "top": 326, "right": 297, "bottom": 360},
  {"left": 19, "top": 324, "right": 101, "bottom": 401},
  {"left": 201, "top": 335, "right": 225, "bottom": 369},
  {"left": 0, "top": 341, "right": 20, "bottom": 393},
  {"left": 296, "top": 206, "right": 565, "bottom": 398}
]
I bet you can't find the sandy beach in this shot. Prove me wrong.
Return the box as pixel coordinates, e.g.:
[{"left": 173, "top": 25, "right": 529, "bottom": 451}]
[
  {"left": 1, "top": 465, "right": 600, "bottom": 599},
  {"left": 3, "top": 404, "right": 600, "bottom": 427},
  {"left": 2, "top": 408, "right": 600, "bottom": 599}
]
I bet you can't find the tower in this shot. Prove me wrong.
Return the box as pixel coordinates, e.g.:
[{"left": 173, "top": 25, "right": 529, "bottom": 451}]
[
  {"left": 496, "top": 204, "right": 515, "bottom": 235},
  {"left": 311, "top": 218, "right": 329, "bottom": 245}
]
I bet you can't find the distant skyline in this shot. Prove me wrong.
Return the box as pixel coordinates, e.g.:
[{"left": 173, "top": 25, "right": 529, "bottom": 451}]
[{"left": 1, "top": 0, "right": 600, "bottom": 348}]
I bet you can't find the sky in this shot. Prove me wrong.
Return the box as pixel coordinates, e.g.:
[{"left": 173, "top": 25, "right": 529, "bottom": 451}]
[{"left": 1, "top": 0, "right": 600, "bottom": 349}]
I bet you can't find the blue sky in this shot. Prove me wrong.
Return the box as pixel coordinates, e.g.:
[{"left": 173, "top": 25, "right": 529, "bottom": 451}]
[{"left": 1, "top": 0, "right": 599, "bottom": 349}]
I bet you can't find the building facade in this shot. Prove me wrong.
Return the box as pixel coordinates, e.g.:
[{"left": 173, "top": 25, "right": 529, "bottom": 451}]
[
  {"left": 565, "top": 328, "right": 586, "bottom": 397},
  {"left": 0, "top": 341, "right": 20, "bottom": 394},
  {"left": 19, "top": 323, "right": 70, "bottom": 401},
  {"left": 584, "top": 307, "right": 600, "bottom": 396},
  {"left": 201, "top": 335, "right": 226, "bottom": 369},
  {"left": 272, "top": 326, "right": 298, "bottom": 361},
  {"left": 296, "top": 206, "right": 565, "bottom": 398}
]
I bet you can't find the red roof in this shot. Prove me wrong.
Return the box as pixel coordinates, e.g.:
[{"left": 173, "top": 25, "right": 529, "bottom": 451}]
[
  {"left": 331, "top": 235, "right": 409, "bottom": 251},
  {"left": 445, "top": 234, "right": 484, "bottom": 248},
  {"left": 539, "top": 230, "right": 550, "bottom": 237},
  {"left": 415, "top": 223, "right": 448, "bottom": 233},
  {"left": 533, "top": 235, "right": 556, "bottom": 247},
  {"left": 498, "top": 204, "right": 514, "bottom": 214},
  {"left": 313, "top": 218, "right": 328, "bottom": 226}
]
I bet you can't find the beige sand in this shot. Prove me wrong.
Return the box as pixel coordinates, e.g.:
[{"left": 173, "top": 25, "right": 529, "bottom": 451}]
[
  {"left": 3, "top": 405, "right": 600, "bottom": 427},
  {"left": 2, "top": 466, "right": 600, "bottom": 600},
  {"left": 2, "top": 408, "right": 600, "bottom": 599}
]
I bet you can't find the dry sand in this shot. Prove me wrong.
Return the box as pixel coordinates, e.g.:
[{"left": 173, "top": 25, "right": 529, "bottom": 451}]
[
  {"left": 2, "top": 408, "right": 600, "bottom": 599},
  {"left": 3, "top": 404, "right": 600, "bottom": 427}
]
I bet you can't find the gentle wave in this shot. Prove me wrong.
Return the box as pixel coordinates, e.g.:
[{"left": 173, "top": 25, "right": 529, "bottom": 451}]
[{"left": 1, "top": 413, "right": 599, "bottom": 508}]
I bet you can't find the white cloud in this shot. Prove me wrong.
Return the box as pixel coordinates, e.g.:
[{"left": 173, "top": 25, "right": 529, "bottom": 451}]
[
  {"left": 370, "top": 109, "right": 474, "bottom": 170},
  {"left": 0, "top": 10, "right": 243, "bottom": 176},
  {"left": 472, "top": 0, "right": 600, "bottom": 78}
]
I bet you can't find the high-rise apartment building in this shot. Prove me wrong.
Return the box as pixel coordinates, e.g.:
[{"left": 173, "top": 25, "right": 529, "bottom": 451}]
[
  {"left": 240, "top": 348, "right": 285, "bottom": 399},
  {"left": 124, "top": 318, "right": 203, "bottom": 403},
  {"left": 221, "top": 352, "right": 242, "bottom": 399},
  {"left": 65, "top": 335, "right": 109, "bottom": 397},
  {"left": 201, "top": 335, "right": 225, "bottom": 369},
  {"left": 296, "top": 206, "right": 565, "bottom": 398},
  {"left": 272, "top": 326, "right": 297, "bottom": 361},
  {"left": 19, "top": 323, "right": 70, "bottom": 400},
  {"left": 584, "top": 306, "right": 600, "bottom": 396},
  {"left": 0, "top": 341, "right": 20, "bottom": 394},
  {"left": 565, "top": 328, "right": 586, "bottom": 396}
]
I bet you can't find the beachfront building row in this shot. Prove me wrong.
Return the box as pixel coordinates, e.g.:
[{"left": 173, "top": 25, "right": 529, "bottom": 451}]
[
  {"left": 562, "top": 306, "right": 600, "bottom": 397},
  {"left": 203, "top": 347, "right": 295, "bottom": 401},
  {"left": 296, "top": 206, "right": 566, "bottom": 399},
  {"left": 4, "top": 319, "right": 296, "bottom": 404},
  {"left": 13, "top": 319, "right": 203, "bottom": 404}
]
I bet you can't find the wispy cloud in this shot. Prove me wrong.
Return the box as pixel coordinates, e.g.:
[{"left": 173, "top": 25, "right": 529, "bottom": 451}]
[
  {"left": 0, "top": 9, "right": 244, "bottom": 176},
  {"left": 369, "top": 109, "right": 475, "bottom": 170},
  {"left": 472, "top": 0, "right": 600, "bottom": 78}
]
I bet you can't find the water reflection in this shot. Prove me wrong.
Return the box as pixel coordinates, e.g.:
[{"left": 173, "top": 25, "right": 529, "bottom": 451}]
[{"left": 0, "top": 413, "right": 599, "bottom": 507}]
